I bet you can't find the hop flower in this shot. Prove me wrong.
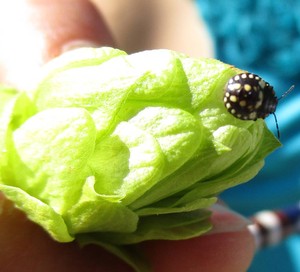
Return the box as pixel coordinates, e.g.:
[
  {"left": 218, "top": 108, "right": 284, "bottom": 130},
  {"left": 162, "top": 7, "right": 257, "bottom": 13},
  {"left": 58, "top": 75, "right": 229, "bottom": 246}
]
[{"left": 0, "top": 47, "right": 280, "bottom": 271}]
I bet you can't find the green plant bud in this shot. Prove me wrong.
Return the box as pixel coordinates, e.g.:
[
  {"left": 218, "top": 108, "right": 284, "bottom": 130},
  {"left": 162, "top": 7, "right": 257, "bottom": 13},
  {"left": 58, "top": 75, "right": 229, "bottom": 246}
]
[{"left": 0, "top": 47, "right": 280, "bottom": 271}]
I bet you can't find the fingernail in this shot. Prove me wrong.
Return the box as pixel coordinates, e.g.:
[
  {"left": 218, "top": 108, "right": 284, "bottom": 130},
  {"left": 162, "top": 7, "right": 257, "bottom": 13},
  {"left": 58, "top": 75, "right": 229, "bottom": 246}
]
[
  {"left": 61, "top": 40, "right": 105, "bottom": 53},
  {"left": 247, "top": 223, "right": 262, "bottom": 250},
  {"left": 206, "top": 203, "right": 252, "bottom": 235}
]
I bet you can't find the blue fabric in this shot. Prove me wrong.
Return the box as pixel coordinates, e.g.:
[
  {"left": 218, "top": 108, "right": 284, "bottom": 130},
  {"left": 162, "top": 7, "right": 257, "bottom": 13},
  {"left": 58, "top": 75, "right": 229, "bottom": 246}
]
[
  {"left": 196, "top": 0, "right": 300, "bottom": 78},
  {"left": 195, "top": 0, "right": 300, "bottom": 271}
]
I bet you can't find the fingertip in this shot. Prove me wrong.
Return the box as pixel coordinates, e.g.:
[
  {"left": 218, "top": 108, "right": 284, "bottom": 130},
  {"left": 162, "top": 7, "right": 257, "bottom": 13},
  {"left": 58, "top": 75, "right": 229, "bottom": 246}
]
[
  {"left": 140, "top": 205, "right": 256, "bottom": 272},
  {"left": 0, "top": 0, "right": 114, "bottom": 89},
  {"left": 141, "top": 228, "right": 255, "bottom": 272},
  {"left": 30, "top": 0, "right": 115, "bottom": 59}
]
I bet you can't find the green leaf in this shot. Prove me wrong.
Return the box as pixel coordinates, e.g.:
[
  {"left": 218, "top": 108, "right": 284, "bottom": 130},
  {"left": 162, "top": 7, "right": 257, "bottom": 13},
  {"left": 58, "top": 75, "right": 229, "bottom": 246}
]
[
  {"left": 0, "top": 88, "right": 36, "bottom": 185},
  {"left": 110, "top": 121, "right": 165, "bottom": 204},
  {"left": 38, "top": 47, "right": 127, "bottom": 83},
  {"left": 34, "top": 56, "right": 142, "bottom": 139},
  {"left": 136, "top": 197, "right": 217, "bottom": 216},
  {"left": 123, "top": 50, "right": 192, "bottom": 111},
  {"left": 0, "top": 184, "right": 73, "bottom": 242},
  {"left": 65, "top": 176, "right": 139, "bottom": 234},
  {"left": 129, "top": 107, "right": 202, "bottom": 177},
  {"left": 79, "top": 209, "right": 211, "bottom": 245},
  {"left": 12, "top": 108, "right": 96, "bottom": 213}
]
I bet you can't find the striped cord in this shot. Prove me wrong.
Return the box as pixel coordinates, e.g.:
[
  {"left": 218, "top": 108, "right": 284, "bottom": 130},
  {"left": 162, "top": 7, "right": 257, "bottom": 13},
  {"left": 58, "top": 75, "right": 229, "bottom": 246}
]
[{"left": 248, "top": 202, "right": 300, "bottom": 250}]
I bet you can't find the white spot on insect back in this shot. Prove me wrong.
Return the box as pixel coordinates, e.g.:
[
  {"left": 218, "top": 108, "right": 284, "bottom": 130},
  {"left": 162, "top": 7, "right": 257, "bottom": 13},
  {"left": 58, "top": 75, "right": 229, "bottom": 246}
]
[
  {"left": 244, "top": 84, "right": 252, "bottom": 91},
  {"left": 259, "top": 80, "right": 266, "bottom": 89},
  {"left": 234, "top": 75, "right": 240, "bottom": 81},
  {"left": 229, "top": 95, "right": 237, "bottom": 102},
  {"left": 228, "top": 84, "right": 236, "bottom": 91},
  {"left": 249, "top": 112, "right": 257, "bottom": 119},
  {"left": 234, "top": 83, "right": 241, "bottom": 89},
  {"left": 255, "top": 92, "right": 264, "bottom": 109}
]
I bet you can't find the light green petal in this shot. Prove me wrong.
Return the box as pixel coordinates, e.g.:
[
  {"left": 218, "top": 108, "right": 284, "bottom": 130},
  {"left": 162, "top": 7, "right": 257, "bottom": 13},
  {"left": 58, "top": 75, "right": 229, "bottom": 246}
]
[
  {"left": 124, "top": 50, "right": 192, "bottom": 110},
  {"left": 0, "top": 89, "right": 36, "bottom": 185},
  {"left": 79, "top": 209, "right": 211, "bottom": 245},
  {"left": 37, "top": 47, "right": 127, "bottom": 86},
  {"left": 65, "top": 176, "right": 139, "bottom": 234},
  {"left": 135, "top": 197, "right": 217, "bottom": 216},
  {"left": 129, "top": 107, "right": 202, "bottom": 176},
  {"left": 0, "top": 184, "right": 73, "bottom": 242},
  {"left": 111, "top": 121, "right": 165, "bottom": 204},
  {"left": 12, "top": 108, "right": 96, "bottom": 213},
  {"left": 35, "top": 57, "right": 142, "bottom": 138}
]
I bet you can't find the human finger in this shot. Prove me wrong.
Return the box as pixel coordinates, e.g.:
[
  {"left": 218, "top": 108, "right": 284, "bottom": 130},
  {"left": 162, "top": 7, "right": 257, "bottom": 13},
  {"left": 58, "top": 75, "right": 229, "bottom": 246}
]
[
  {"left": 0, "top": 0, "right": 114, "bottom": 89},
  {"left": 141, "top": 204, "right": 255, "bottom": 272}
]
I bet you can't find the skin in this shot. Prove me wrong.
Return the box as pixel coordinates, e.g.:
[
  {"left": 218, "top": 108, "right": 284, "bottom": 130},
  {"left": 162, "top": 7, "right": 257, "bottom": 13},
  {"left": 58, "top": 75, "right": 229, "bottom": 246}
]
[{"left": 0, "top": 1, "right": 256, "bottom": 271}]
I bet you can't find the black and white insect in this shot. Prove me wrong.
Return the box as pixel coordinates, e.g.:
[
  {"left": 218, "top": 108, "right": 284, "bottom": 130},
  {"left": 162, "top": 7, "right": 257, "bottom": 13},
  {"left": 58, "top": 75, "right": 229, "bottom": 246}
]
[{"left": 224, "top": 72, "right": 294, "bottom": 138}]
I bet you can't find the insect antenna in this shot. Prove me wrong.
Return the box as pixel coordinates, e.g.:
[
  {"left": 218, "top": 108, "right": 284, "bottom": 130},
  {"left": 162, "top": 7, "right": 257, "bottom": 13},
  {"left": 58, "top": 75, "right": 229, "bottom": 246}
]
[
  {"left": 278, "top": 85, "right": 295, "bottom": 100},
  {"left": 272, "top": 112, "right": 280, "bottom": 139},
  {"left": 275, "top": 84, "right": 295, "bottom": 139}
]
